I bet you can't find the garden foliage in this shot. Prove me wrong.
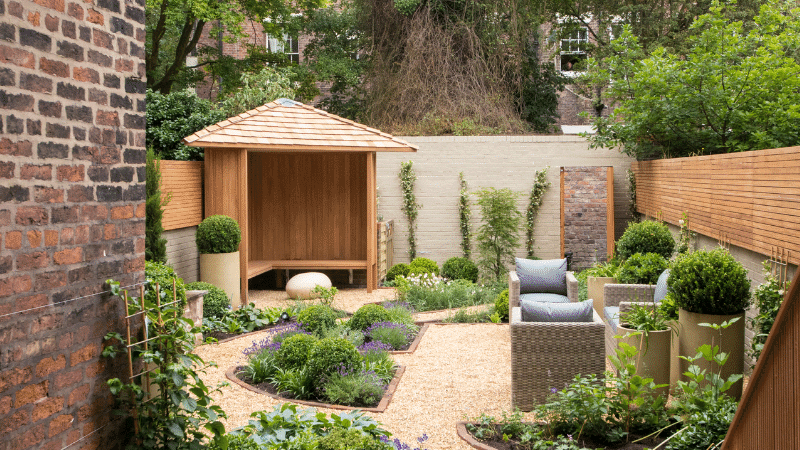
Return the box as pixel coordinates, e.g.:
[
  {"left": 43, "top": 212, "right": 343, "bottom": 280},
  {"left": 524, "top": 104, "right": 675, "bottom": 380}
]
[
  {"left": 616, "top": 252, "right": 669, "bottom": 285},
  {"left": 385, "top": 263, "right": 410, "bottom": 283},
  {"left": 669, "top": 248, "right": 751, "bottom": 315},
  {"left": 750, "top": 261, "right": 790, "bottom": 362},
  {"left": 145, "top": 147, "right": 168, "bottom": 263},
  {"left": 441, "top": 257, "right": 479, "bottom": 283},
  {"left": 145, "top": 260, "right": 187, "bottom": 308},
  {"left": 399, "top": 161, "right": 421, "bottom": 259},
  {"left": 218, "top": 67, "right": 297, "bottom": 117},
  {"left": 458, "top": 172, "right": 472, "bottom": 258},
  {"left": 408, "top": 257, "right": 439, "bottom": 277},
  {"left": 145, "top": 90, "right": 227, "bottom": 161},
  {"left": 524, "top": 167, "right": 550, "bottom": 259},
  {"left": 587, "top": 1, "right": 800, "bottom": 159},
  {"left": 296, "top": 304, "right": 338, "bottom": 335},
  {"left": 475, "top": 187, "right": 522, "bottom": 282},
  {"left": 349, "top": 304, "right": 393, "bottom": 332},
  {"left": 185, "top": 281, "right": 230, "bottom": 320},
  {"left": 196, "top": 215, "right": 241, "bottom": 254}
]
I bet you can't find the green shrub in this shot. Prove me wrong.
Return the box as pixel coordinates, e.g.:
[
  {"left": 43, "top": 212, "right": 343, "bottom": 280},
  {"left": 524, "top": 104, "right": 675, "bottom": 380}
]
[
  {"left": 317, "top": 427, "right": 390, "bottom": 450},
  {"left": 322, "top": 370, "right": 387, "bottom": 407},
  {"left": 404, "top": 279, "right": 505, "bottom": 312},
  {"left": 749, "top": 262, "right": 789, "bottom": 363},
  {"left": 669, "top": 248, "right": 751, "bottom": 315},
  {"left": 275, "top": 334, "right": 319, "bottom": 371},
  {"left": 616, "top": 253, "right": 669, "bottom": 285},
  {"left": 196, "top": 215, "right": 241, "bottom": 254},
  {"left": 441, "top": 257, "right": 479, "bottom": 282},
  {"left": 384, "top": 303, "right": 415, "bottom": 327},
  {"left": 494, "top": 289, "right": 509, "bottom": 322},
  {"left": 657, "top": 293, "right": 679, "bottom": 321},
  {"left": 306, "top": 337, "right": 362, "bottom": 382},
  {"left": 385, "top": 263, "right": 410, "bottom": 283},
  {"left": 348, "top": 304, "right": 392, "bottom": 332},
  {"left": 616, "top": 220, "right": 675, "bottom": 260},
  {"left": 320, "top": 324, "right": 365, "bottom": 348},
  {"left": 185, "top": 281, "right": 230, "bottom": 319},
  {"left": 297, "top": 305, "right": 337, "bottom": 336},
  {"left": 408, "top": 257, "right": 439, "bottom": 276},
  {"left": 209, "top": 434, "right": 260, "bottom": 450},
  {"left": 145, "top": 261, "right": 186, "bottom": 308}
]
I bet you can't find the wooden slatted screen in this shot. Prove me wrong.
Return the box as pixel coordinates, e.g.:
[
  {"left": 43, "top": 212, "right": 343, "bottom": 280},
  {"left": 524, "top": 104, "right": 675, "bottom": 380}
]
[
  {"left": 632, "top": 146, "right": 800, "bottom": 265},
  {"left": 722, "top": 268, "right": 799, "bottom": 449},
  {"left": 160, "top": 160, "right": 204, "bottom": 231}
]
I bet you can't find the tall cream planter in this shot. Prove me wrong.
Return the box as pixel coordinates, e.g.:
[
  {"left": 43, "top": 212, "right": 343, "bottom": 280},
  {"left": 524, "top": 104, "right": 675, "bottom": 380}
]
[
  {"left": 200, "top": 252, "right": 240, "bottom": 308},
  {"left": 678, "top": 308, "right": 745, "bottom": 400},
  {"left": 588, "top": 276, "right": 616, "bottom": 316},
  {"left": 617, "top": 325, "right": 672, "bottom": 397}
]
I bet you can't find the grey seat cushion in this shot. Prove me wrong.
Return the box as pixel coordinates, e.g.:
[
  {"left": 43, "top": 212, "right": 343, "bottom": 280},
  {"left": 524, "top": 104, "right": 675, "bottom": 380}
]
[
  {"left": 521, "top": 299, "right": 594, "bottom": 323},
  {"left": 604, "top": 306, "right": 620, "bottom": 333},
  {"left": 515, "top": 258, "right": 568, "bottom": 295},
  {"left": 520, "top": 293, "right": 570, "bottom": 304},
  {"left": 653, "top": 269, "right": 670, "bottom": 303}
]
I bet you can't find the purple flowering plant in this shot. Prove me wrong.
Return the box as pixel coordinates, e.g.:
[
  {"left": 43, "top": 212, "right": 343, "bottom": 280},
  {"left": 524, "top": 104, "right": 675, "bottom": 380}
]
[
  {"left": 379, "top": 434, "right": 429, "bottom": 450},
  {"left": 365, "top": 321, "right": 415, "bottom": 350}
]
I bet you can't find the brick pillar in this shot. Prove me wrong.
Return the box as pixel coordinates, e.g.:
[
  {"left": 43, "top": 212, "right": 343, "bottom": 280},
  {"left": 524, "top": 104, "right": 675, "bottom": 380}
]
[
  {"left": 561, "top": 166, "right": 614, "bottom": 270},
  {"left": 0, "top": 0, "right": 145, "bottom": 448}
]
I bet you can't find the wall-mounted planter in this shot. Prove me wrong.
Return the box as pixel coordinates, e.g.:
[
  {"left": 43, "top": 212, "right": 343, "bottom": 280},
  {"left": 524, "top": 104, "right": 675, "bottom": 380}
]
[{"left": 200, "top": 251, "right": 240, "bottom": 307}]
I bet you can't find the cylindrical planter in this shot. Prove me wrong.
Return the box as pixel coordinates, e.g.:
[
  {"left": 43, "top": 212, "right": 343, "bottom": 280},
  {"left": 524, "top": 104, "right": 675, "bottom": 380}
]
[
  {"left": 678, "top": 308, "right": 745, "bottom": 400},
  {"left": 617, "top": 325, "right": 671, "bottom": 397},
  {"left": 668, "top": 319, "right": 680, "bottom": 395},
  {"left": 200, "top": 251, "right": 241, "bottom": 308},
  {"left": 588, "top": 276, "right": 616, "bottom": 316}
]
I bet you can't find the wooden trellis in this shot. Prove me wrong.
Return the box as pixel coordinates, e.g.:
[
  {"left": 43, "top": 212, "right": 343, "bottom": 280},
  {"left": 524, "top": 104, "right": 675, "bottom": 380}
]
[{"left": 769, "top": 247, "right": 790, "bottom": 286}]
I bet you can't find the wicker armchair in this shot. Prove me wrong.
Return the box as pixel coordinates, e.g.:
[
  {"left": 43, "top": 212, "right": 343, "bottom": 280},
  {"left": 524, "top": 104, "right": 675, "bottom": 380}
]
[
  {"left": 509, "top": 270, "right": 579, "bottom": 310},
  {"left": 510, "top": 306, "right": 606, "bottom": 411}
]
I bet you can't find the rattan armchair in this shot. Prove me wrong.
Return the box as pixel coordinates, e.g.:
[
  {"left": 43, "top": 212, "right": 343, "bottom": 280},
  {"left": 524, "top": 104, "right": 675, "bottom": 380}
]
[
  {"left": 510, "top": 306, "right": 606, "bottom": 411},
  {"left": 602, "top": 283, "right": 660, "bottom": 359},
  {"left": 508, "top": 270, "right": 579, "bottom": 310}
]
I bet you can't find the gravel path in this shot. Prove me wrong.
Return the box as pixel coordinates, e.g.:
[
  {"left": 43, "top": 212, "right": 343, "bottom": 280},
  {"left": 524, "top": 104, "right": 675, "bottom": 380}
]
[{"left": 194, "top": 288, "right": 518, "bottom": 449}]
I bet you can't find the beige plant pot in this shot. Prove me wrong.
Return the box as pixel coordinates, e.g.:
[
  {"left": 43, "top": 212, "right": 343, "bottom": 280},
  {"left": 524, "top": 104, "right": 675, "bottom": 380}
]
[
  {"left": 588, "top": 276, "right": 616, "bottom": 316},
  {"left": 678, "top": 308, "right": 745, "bottom": 400},
  {"left": 617, "top": 325, "right": 672, "bottom": 397},
  {"left": 668, "top": 319, "right": 681, "bottom": 395},
  {"left": 200, "top": 251, "right": 240, "bottom": 308}
]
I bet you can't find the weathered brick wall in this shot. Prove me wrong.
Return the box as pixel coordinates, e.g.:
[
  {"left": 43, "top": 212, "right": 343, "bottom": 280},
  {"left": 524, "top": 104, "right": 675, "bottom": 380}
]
[
  {"left": 0, "top": 0, "right": 145, "bottom": 448},
  {"left": 376, "top": 135, "right": 635, "bottom": 269},
  {"left": 562, "top": 166, "right": 612, "bottom": 270}
]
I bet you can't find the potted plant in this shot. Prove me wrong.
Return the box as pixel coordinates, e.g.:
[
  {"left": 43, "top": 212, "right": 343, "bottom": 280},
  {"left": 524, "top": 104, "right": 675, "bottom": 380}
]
[
  {"left": 585, "top": 259, "right": 621, "bottom": 316},
  {"left": 197, "top": 215, "right": 242, "bottom": 307},
  {"left": 617, "top": 303, "right": 672, "bottom": 397},
  {"left": 668, "top": 248, "right": 750, "bottom": 399}
]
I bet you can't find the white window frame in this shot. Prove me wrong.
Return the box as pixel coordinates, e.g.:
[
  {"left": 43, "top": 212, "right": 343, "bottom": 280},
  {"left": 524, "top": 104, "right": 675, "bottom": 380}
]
[{"left": 559, "top": 25, "right": 588, "bottom": 76}]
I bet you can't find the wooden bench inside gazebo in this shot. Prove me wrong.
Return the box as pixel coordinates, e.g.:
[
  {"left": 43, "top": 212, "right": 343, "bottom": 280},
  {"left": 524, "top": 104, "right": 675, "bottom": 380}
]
[{"left": 183, "top": 99, "right": 417, "bottom": 305}]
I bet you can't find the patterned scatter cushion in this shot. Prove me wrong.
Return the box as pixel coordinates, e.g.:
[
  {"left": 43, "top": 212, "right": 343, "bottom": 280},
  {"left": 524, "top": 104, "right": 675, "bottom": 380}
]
[
  {"left": 520, "top": 293, "right": 570, "bottom": 304},
  {"left": 604, "top": 306, "right": 620, "bottom": 333},
  {"left": 516, "top": 258, "right": 567, "bottom": 295},
  {"left": 522, "top": 299, "right": 594, "bottom": 323},
  {"left": 653, "top": 269, "right": 670, "bottom": 303}
]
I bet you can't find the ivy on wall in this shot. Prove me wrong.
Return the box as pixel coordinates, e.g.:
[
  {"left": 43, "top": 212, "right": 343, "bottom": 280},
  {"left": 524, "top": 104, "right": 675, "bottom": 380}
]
[
  {"left": 459, "top": 172, "right": 471, "bottom": 259},
  {"left": 399, "top": 161, "right": 421, "bottom": 260},
  {"left": 525, "top": 167, "right": 550, "bottom": 259}
]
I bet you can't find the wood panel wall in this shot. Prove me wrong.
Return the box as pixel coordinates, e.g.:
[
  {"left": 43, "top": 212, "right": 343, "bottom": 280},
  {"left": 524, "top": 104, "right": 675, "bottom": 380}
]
[
  {"left": 160, "top": 160, "right": 203, "bottom": 231},
  {"left": 247, "top": 152, "right": 368, "bottom": 261},
  {"left": 632, "top": 146, "right": 800, "bottom": 265},
  {"left": 722, "top": 268, "right": 800, "bottom": 449}
]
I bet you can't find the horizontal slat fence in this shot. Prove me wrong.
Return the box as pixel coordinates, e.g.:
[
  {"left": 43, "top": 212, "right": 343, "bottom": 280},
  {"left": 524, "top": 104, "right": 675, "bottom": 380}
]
[
  {"left": 632, "top": 146, "right": 800, "bottom": 265},
  {"left": 160, "top": 160, "right": 204, "bottom": 231}
]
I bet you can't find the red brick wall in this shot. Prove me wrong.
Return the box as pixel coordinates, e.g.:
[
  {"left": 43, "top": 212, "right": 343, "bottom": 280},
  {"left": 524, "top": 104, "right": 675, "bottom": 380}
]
[
  {"left": 562, "top": 167, "right": 612, "bottom": 269},
  {"left": 0, "top": 0, "right": 145, "bottom": 448}
]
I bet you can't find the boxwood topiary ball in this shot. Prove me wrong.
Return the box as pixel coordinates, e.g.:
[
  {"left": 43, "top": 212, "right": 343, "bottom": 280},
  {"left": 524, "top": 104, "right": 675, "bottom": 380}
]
[
  {"left": 616, "top": 252, "right": 669, "bottom": 285},
  {"left": 441, "top": 257, "right": 479, "bottom": 283},
  {"left": 348, "top": 304, "right": 392, "bottom": 332},
  {"left": 306, "top": 337, "right": 361, "bottom": 381},
  {"left": 408, "top": 257, "right": 439, "bottom": 276},
  {"left": 616, "top": 220, "right": 675, "bottom": 260},
  {"left": 668, "top": 248, "right": 751, "bottom": 315},
  {"left": 386, "top": 263, "right": 410, "bottom": 283},
  {"left": 196, "top": 215, "right": 241, "bottom": 254}
]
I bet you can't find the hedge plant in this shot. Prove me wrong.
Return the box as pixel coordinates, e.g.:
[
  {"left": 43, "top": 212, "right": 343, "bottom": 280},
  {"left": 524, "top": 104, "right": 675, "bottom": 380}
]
[
  {"left": 616, "top": 220, "right": 675, "bottom": 260},
  {"left": 196, "top": 215, "right": 241, "bottom": 254},
  {"left": 145, "top": 261, "right": 187, "bottom": 308},
  {"left": 297, "top": 305, "right": 338, "bottom": 335},
  {"left": 668, "top": 248, "right": 751, "bottom": 315},
  {"left": 349, "top": 304, "right": 392, "bottom": 332},
  {"left": 385, "top": 263, "right": 410, "bottom": 283},
  {"left": 185, "top": 281, "right": 230, "bottom": 319},
  {"left": 616, "top": 253, "right": 669, "bottom": 285},
  {"left": 408, "top": 257, "right": 439, "bottom": 276},
  {"left": 441, "top": 257, "right": 478, "bottom": 282},
  {"left": 306, "top": 337, "right": 362, "bottom": 382},
  {"left": 494, "top": 289, "right": 509, "bottom": 322}
]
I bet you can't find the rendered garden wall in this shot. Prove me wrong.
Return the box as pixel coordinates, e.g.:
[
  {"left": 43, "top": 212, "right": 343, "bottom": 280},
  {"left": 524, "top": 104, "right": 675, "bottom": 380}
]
[{"left": 0, "top": 0, "right": 146, "bottom": 448}]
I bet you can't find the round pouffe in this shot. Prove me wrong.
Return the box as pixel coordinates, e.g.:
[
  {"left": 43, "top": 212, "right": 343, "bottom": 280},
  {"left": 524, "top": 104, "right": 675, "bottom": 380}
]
[{"left": 286, "top": 272, "right": 332, "bottom": 299}]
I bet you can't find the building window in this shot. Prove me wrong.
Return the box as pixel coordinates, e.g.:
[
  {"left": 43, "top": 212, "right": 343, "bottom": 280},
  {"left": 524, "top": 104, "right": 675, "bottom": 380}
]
[
  {"left": 560, "top": 26, "right": 588, "bottom": 73},
  {"left": 267, "top": 34, "right": 300, "bottom": 64}
]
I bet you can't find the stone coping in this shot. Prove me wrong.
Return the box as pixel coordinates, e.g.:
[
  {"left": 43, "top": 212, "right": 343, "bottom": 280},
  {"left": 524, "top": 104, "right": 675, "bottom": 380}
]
[
  {"left": 225, "top": 365, "right": 405, "bottom": 413},
  {"left": 455, "top": 421, "right": 495, "bottom": 450}
]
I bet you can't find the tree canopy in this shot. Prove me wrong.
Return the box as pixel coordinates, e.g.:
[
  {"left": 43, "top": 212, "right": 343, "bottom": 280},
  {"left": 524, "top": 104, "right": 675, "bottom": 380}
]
[{"left": 587, "top": 0, "right": 800, "bottom": 159}]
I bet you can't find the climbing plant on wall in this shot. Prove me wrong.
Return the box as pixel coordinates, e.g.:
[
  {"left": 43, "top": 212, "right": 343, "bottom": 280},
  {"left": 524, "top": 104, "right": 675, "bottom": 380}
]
[
  {"left": 399, "top": 161, "right": 421, "bottom": 260},
  {"left": 459, "top": 172, "right": 471, "bottom": 259},
  {"left": 525, "top": 167, "right": 550, "bottom": 259}
]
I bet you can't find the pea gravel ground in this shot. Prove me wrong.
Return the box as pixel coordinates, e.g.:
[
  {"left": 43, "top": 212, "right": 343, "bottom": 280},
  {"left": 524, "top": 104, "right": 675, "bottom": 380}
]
[{"left": 193, "top": 288, "right": 520, "bottom": 449}]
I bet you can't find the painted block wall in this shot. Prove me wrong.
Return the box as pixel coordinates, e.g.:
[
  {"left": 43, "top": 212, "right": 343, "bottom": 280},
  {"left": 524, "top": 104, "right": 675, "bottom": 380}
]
[{"left": 376, "top": 135, "right": 637, "bottom": 269}]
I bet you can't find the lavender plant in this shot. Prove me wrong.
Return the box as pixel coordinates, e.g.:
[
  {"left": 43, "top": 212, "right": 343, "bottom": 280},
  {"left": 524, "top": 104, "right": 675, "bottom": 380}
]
[{"left": 366, "top": 322, "right": 416, "bottom": 350}]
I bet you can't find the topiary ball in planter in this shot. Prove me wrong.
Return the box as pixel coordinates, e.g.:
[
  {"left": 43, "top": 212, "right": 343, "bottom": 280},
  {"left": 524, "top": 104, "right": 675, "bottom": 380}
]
[
  {"left": 616, "top": 220, "right": 675, "bottom": 260},
  {"left": 669, "top": 248, "right": 751, "bottom": 315},
  {"left": 185, "top": 281, "right": 230, "bottom": 319},
  {"left": 616, "top": 252, "right": 669, "bottom": 285},
  {"left": 441, "top": 257, "right": 479, "bottom": 283},
  {"left": 385, "top": 263, "right": 410, "bottom": 283},
  {"left": 196, "top": 215, "right": 241, "bottom": 254},
  {"left": 408, "top": 257, "right": 439, "bottom": 276}
]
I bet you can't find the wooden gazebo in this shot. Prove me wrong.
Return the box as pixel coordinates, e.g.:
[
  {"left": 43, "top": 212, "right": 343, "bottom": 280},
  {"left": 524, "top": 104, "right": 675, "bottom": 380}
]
[{"left": 183, "top": 99, "right": 417, "bottom": 304}]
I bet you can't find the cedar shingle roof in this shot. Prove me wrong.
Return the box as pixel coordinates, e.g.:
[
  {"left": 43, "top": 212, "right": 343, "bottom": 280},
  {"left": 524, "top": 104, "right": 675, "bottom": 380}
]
[{"left": 183, "top": 98, "right": 417, "bottom": 152}]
